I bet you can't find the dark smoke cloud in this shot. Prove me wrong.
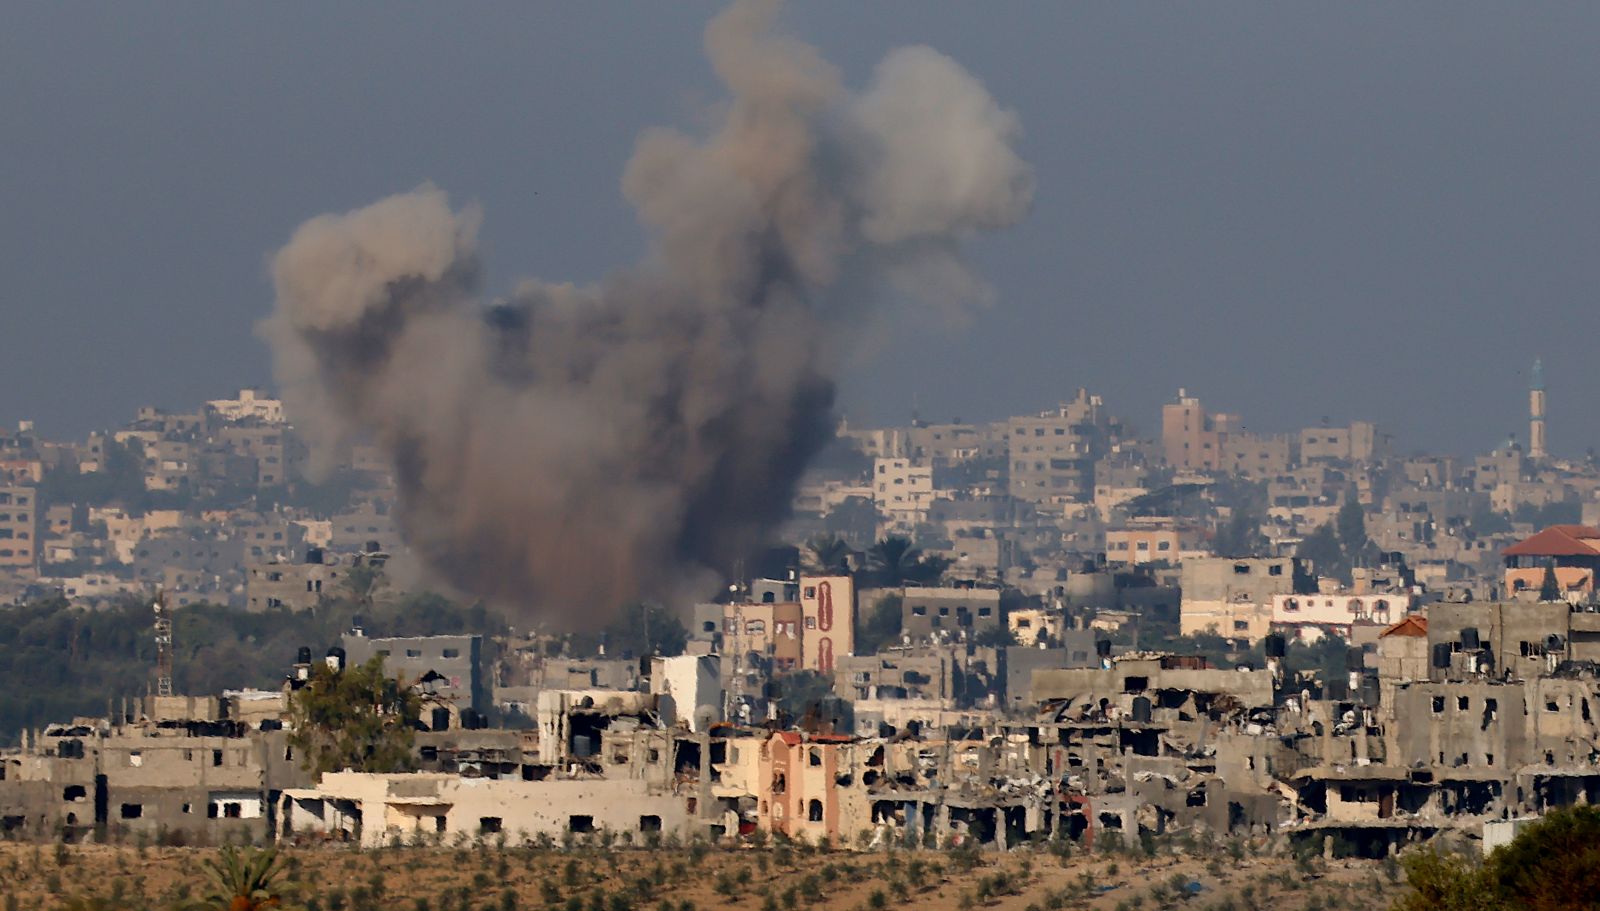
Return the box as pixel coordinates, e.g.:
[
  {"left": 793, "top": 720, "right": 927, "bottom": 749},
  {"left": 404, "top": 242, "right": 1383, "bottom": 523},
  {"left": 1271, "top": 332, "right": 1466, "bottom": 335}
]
[{"left": 262, "top": 0, "right": 1032, "bottom": 624}]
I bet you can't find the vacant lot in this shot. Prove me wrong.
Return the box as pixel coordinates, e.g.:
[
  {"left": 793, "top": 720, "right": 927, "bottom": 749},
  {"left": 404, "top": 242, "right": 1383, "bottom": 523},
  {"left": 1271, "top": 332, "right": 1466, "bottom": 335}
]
[{"left": 0, "top": 836, "right": 1400, "bottom": 911}]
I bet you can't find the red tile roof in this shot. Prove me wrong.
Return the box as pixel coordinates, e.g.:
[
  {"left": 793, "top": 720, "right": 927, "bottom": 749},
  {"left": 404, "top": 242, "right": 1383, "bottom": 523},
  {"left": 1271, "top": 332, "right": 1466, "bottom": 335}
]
[
  {"left": 1380, "top": 615, "right": 1427, "bottom": 638},
  {"left": 1502, "top": 525, "right": 1600, "bottom": 558}
]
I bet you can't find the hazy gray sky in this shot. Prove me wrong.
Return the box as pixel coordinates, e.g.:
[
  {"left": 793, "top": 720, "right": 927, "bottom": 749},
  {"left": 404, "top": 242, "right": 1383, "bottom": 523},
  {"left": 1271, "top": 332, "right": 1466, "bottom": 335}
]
[{"left": 3, "top": 3, "right": 1596, "bottom": 455}]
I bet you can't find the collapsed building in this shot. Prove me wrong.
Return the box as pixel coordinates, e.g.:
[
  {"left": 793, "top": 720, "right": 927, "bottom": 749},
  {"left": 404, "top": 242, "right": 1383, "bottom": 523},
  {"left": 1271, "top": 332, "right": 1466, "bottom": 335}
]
[{"left": 11, "top": 597, "right": 1600, "bottom": 855}]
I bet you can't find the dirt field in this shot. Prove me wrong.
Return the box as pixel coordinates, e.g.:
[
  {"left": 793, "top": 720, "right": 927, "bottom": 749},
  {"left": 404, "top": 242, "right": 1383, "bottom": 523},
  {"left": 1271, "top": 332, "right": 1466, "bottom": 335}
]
[{"left": 0, "top": 837, "right": 1402, "bottom": 911}]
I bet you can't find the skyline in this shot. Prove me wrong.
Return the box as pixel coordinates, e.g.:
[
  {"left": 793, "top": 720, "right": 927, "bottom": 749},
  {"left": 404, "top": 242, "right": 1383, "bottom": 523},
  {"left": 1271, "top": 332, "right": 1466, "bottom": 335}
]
[{"left": 5, "top": 3, "right": 1599, "bottom": 455}]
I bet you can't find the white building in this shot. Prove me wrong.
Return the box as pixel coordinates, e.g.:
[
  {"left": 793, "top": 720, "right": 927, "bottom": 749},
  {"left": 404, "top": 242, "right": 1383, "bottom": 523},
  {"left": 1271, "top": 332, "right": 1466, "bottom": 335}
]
[
  {"left": 206, "top": 389, "right": 285, "bottom": 424},
  {"left": 873, "top": 458, "right": 936, "bottom": 533}
]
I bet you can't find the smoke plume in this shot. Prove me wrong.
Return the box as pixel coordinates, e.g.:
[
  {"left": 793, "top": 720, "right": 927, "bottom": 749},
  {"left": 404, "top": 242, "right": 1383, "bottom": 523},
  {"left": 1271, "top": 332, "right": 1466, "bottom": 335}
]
[{"left": 262, "top": 0, "right": 1031, "bottom": 624}]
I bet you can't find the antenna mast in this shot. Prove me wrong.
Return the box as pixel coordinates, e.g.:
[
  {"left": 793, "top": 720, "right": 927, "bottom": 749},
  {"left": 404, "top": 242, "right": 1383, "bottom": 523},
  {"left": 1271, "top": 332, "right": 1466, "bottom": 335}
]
[{"left": 153, "top": 588, "right": 174, "bottom": 698}]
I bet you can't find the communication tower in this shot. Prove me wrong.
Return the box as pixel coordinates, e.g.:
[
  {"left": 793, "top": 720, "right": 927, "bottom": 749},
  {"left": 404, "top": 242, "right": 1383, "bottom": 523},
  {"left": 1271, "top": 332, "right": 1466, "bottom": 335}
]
[{"left": 153, "top": 588, "right": 174, "bottom": 698}]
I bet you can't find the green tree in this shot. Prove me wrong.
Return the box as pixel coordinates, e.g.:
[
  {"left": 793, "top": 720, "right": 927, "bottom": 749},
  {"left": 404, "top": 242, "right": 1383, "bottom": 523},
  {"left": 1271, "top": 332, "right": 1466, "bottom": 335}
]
[
  {"left": 287, "top": 656, "right": 421, "bottom": 774},
  {"left": 189, "top": 846, "right": 296, "bottom": 911},
  {"left": 1296, "top": 523, "right": 1347, "bottom": 584},
  {"left": 854, "top": 594, "right": 903, "bottom": 655},
  {"left": 567, "top": 602, "right": 687, "bottom": 660},
  {"left": 1393, "top": 806, "right": 1600, "bottom": 911},
  {"left": 867, "top": 537, "right": 950, "bottom": 587},
  {"left": 1539, "top": 565, "right": 1562, "bottom": 602},
  {"left": 1482, "top": 805, "right": 1600, "bottom": 910},
  {"left": 801, "top": 536, "right": 853, "bottom": 575},
  {"left": 823, "top": 497, "right": 880, "bottom": 547},
  {"left": 771, "top": 670, "right": 837, "bottom": 723},
  {"left": 1336, "top": 497, "right": 1369, "bottom": 556},
  {"left": 1213, "top": 509, "right": 1268, "bottom": 558}
]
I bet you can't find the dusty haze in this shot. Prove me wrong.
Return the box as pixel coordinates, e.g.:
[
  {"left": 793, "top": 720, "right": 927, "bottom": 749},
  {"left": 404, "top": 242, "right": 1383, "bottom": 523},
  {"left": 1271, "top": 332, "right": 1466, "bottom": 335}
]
[{"left": 261, "top": 0, "right": 1031, "bottom": 624}]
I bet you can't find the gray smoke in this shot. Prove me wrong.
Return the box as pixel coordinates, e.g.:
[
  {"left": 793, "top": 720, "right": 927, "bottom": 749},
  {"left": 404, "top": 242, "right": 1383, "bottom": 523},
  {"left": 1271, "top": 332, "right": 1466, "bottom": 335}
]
[{"left": 262, "top": 0, "right": 1031, "bottom": 624}]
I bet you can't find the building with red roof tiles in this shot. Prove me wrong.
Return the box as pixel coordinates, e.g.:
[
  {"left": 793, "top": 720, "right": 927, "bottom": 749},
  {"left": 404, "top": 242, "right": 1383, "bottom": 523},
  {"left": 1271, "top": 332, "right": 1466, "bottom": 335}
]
[{"left": 1502, "top": 525, "right": 1600, "bottom": 597}]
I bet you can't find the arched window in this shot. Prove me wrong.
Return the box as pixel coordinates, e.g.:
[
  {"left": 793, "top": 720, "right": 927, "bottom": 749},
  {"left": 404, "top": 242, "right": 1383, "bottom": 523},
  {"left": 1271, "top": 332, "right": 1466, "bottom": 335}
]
[{"left": 808, "top": 800, "right": 823, "bottom": 822}]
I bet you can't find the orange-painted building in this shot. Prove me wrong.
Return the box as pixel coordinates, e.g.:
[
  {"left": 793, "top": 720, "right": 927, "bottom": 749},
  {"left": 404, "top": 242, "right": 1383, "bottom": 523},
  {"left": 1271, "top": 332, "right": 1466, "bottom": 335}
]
[
  {"left": 756, "top": 731, "right": 859, "bottom": 842},
  {"left": 1502, "top": 524, "right": 1600, "bottom": 596}
]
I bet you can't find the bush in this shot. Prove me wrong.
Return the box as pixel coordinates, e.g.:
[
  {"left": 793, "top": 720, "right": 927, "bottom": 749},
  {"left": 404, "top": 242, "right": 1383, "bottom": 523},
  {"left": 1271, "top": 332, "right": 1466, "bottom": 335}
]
[{"left": 1395, "top": 806, "right": 1600, "bottom": 910}]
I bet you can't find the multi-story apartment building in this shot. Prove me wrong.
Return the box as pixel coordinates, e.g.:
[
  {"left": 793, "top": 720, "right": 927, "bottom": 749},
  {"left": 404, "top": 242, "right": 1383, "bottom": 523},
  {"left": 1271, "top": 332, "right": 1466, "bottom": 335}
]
[
  {"left": 1007, "top": 389, "right": 1115, "bottom": 503},
  {"left": 0, "top": 485, "right": 40, "bottom": 570},
  {"left": 873, "top": 458, "right": 936, "bottom": 533},
  {"left": 1160, "top": 390, "right": 1238, "bottom": 472}
]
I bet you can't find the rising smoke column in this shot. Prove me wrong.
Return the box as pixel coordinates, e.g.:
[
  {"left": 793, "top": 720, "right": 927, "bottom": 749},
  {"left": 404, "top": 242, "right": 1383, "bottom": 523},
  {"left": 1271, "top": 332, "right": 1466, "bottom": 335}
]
[{"left": 262, "top": 0, "right": 1032, "bottom": 624}]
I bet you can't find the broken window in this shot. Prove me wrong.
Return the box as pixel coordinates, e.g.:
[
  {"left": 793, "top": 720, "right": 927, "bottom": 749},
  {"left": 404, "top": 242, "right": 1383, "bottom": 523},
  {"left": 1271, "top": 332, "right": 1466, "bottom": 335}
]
[
  {"left": 1431, "top": 697, "right": 1445, "bottom": 714},
  {"left": 119, "top": 803, "right": 142, "bottom": 819},
  {"left": 809, "top": 748, "right": 822, "bottom": 767},
  {"left": 808, "top": 800, "right": 823, "bottom": 822},
  {"left": 567, "top": 815, "right": 593, "bottom": 833},
  {"left": 639, "top": 815, "right": 662, "bottom": 833},
  {"left": 62, "top": 785, "right": 85, "bottom": 802},
  {"left": 481, "top": 817, "right": 504, "bottom": 834}
]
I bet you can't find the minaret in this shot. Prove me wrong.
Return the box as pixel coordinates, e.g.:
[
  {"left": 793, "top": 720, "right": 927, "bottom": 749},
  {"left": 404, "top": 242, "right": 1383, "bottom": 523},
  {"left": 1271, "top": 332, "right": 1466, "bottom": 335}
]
[{"left": 1529, "top": 357, "right": 1547, "bottom": 460}]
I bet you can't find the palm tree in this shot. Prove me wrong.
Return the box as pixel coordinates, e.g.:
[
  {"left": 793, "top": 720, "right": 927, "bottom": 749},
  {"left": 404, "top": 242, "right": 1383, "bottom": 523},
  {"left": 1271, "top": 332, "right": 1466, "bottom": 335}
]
[
  {"left": 193, "top": 846, "right": 294, "bottom": 911},
  {"left": 801, "top": 536, "right": 853, "bottom": 575},
  {"left": 868, "top": 536, "right": 919, "bottom": 587}
]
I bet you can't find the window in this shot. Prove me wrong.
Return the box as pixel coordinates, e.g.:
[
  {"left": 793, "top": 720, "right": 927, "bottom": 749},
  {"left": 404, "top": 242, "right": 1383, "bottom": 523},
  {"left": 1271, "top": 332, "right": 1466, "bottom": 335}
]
[
  {"left": 405, "top": 649, "right": 422, "bottom": 658},
  {"left": 1157, "top": 541, "right": 1171, "bottom": 552},
  {"left": 481, "top": 817, "right": 504, "bottom": 834},
  {"left": 1233, "top": 563, "right": 1251, "bottom": 575},
  {"left": 1233, "top": 620, "right": 1249, "bottom": 632},
  {"left": 809, "top": 748, "right": 822, "bottom": 767},
  {"left": 639, "top": 815, "right": 662, "bottom": 833},
  {"left": 1431, "top": 697, "right": 1445, "bottom": 714},
  {"left": 978, "top": 607, "right": 992, "bottom": 617},
  {"left": 808, "top": 800, "right": 824, "bottom": 822},
  {"left": 120, "top": 803, "right": 142, "bottom": 819},
  {"left": 1268, "top": 565, "right": 1283, "bottom": 576},
  {"left": 1457, "top": 696, "right": 1469, "bottom": 711},
  {"left": 62, "top": 785, "right": 86, "bottom": 802},
  {"left": 442, "top": 649, "right": 460, "bottom": 659},
  {"left": 567, "top": 815, "right": 593, "bottom": 834},
  {"left": 213, "top": 750, "right": 223, "bottom": 767},
  {"left": 745, "top": 620, "right": 765, "bottom": 635}
]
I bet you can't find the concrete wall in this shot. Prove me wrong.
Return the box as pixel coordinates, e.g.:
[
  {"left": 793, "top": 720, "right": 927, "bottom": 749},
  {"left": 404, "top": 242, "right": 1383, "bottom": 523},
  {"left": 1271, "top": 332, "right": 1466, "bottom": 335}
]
[{"left": 281, "top": 773, "right": 695, "bottom": 847}]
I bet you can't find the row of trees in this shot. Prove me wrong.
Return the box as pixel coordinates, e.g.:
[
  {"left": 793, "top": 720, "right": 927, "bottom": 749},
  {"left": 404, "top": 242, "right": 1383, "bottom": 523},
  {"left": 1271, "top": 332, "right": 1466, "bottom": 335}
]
[
  {"left": 800, "top": 535, "right": 950, "bottom": 588},
  {"left": 1396, "top": 805, "right": 1600, "bottom": 910},
  {"left": 0, "top": 578, "right": 502, "bottom": 747}
]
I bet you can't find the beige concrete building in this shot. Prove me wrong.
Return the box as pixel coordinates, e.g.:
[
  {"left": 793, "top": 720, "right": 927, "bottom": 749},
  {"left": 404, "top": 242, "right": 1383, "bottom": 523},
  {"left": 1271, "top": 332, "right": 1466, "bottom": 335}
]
[
  {"left": 1161, "top": 390, "right": 1238, "bottom": 472},
  {"left": 873, "top": 458, "right": 935, "bottom": 533},
  {"left": 1007, "top": 390, "right": 1112, "bottom": 503},
  {"left": 280, "top": 773, "right": 694, "bottom": 846},
  {"left": 0, "top": 485, "right": 39, "bottom": 570},
  {"left": 1179, "top": 556, "right": 1303, "bottom": 641}
]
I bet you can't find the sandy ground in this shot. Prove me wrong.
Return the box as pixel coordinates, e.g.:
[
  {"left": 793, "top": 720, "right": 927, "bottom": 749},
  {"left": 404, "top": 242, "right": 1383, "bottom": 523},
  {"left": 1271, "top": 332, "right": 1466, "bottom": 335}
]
[{"left": 0, "top": 839, "right": 1401, "bottom": 911}]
